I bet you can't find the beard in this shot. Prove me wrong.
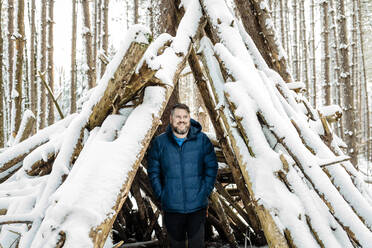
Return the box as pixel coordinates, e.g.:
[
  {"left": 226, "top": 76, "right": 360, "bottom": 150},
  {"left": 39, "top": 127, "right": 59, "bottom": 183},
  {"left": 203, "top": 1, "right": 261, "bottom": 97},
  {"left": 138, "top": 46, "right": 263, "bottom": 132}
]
[{"left": 171, "top": 122, "right": 190, "bottom": 135}]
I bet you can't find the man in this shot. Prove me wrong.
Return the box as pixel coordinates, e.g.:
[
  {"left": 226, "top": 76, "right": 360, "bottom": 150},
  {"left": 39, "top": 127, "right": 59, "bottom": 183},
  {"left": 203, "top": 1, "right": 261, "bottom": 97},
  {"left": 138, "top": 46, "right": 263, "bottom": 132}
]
[{"left": 147, "top": 103, "right": 218, "bottom": 248}]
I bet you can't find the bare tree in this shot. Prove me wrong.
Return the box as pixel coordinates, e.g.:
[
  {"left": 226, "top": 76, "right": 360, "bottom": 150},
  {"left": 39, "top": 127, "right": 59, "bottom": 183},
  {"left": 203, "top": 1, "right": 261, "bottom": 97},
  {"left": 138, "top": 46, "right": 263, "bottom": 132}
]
[
  {"left": 149, "top": 0, "right": 155, "bottom": 35},
  {"left": 352, "top": 0, "right": 363, "bottom": 157},
  {"left": 279, "top": 0, "right": 285, "bottom": 54},
  {"left": 101, "top": 0, "right": 109, "bottom": 77},
  {"left": 309, "top": 0, "right": 317, "bottom": 106},
  {"left": 134, "top": 0, "right": 139, "bottom": 24},
  {"left": 299, "top": 0, "right": 309, "bottom": 95},
  {"left": 329, "top": 0, "right": 343, "bottom": 137},
  {"left": 337, "top": 0, "right": 357, "bottom": 166},
  {"left": 357, "top": 0, "right": 371, "bottom": 161},
  {"left": 93, "top": 0, "right": 98, "bottom": 76},
  {"left": 285, "top": 0, "right": 291, "bottom": 63},
  {"left": 12, "top": 0, "right": 25, "bottom": 137},
  {"left": 47, "top": 0, "right": 55, "bottom": 125},
  {"left": 39, "top": 0, "right": 47, "bottom": 129},
  {"left": 82, "top": 0, "right": 96, "bottom": 89},
  {"left": 320, "top": 0, "right": 330, "bottom": 105},
  {"left": 8, "top": 0, "right": 14, "bottom": 129},
  {"left": 30, "top": 0, "right": 37, "bottom": 123},
  {"left": 70, "top": 0, "right": 77, "bottom": 114},
  {"left": 291, "top": 0, "right": 299, "bottom": 81},
  {"left": 0, "top": 0, "right": 4, "bottom": 147},
  {"left": 97, "top": 0, "right": 102, "bottom": 62}
]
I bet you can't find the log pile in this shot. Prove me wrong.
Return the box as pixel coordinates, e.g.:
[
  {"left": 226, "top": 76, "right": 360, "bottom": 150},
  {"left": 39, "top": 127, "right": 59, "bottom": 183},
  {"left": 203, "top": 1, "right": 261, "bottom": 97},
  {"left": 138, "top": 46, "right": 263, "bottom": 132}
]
[{"left": 0, "top": 0, "right": 371, "bottom": 247}]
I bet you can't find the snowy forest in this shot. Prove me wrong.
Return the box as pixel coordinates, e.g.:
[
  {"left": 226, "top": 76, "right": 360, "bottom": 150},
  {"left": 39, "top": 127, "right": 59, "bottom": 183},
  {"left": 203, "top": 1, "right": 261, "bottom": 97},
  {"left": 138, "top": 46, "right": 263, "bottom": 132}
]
[{"left": 0, "top": 0, "right": 372, "bottom": 247}]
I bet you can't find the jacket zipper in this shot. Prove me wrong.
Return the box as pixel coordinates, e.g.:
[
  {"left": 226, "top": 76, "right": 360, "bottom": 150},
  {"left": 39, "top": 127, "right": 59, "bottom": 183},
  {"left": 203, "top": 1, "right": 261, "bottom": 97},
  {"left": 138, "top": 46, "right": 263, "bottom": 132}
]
[{"left": 179, "top": 141, "right": 186, "bottom": 212}]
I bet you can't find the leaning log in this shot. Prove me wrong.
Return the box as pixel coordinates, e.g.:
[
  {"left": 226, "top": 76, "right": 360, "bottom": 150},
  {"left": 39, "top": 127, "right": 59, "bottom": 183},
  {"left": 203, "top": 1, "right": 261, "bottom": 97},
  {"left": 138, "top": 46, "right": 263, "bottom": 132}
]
[
  {"left": 198, "top": 27, "right": 280, "bottom": 247},
  {"left": 0, "top": 114, "right": 76, "bottom": 174},
  {"left": 233, "top": 0, "right": 292, "bottom": 83},
  {"left": 194, "top": 40, "right": 266, "bottom": 245},
  {"left": 30, "top": 3, "right": 205, "bottom": 246},
  {"left": 210, "top": 192, "right": 238, "bottom": 247},
  {"left": 14, "top": 26, "right": 151, "bottom": 248}
]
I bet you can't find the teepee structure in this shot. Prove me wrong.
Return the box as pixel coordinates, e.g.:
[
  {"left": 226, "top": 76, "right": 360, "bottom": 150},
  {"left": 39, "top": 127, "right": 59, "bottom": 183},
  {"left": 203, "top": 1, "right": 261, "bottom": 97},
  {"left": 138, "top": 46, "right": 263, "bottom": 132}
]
[{"left": 0, "top": 0, "right": 371, "bottom": 247}]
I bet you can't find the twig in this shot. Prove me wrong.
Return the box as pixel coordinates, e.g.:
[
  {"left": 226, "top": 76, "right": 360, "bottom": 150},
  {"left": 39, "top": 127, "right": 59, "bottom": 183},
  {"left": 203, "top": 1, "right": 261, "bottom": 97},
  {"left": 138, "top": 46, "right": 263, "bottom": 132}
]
[
  {"left": 319, "top": 156, "right": 350, "bottom": 167},
  {"left": 38, "top": 71, "right": 64, "bottom": 119}
]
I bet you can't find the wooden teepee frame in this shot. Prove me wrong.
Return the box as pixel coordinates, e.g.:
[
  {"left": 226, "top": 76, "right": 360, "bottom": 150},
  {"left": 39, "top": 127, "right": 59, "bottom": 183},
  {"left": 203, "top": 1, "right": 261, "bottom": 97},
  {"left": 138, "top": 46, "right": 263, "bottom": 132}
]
[{"left": 0, "top": 0, "right": 371, "bottom": 247}]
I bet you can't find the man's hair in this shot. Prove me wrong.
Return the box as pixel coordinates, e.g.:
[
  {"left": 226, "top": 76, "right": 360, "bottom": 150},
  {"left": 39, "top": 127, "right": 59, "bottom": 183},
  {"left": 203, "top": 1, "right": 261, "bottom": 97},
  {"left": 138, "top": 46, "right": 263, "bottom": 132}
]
[{"left": 171, "top": 103, "right": 190, "bottom": 115}]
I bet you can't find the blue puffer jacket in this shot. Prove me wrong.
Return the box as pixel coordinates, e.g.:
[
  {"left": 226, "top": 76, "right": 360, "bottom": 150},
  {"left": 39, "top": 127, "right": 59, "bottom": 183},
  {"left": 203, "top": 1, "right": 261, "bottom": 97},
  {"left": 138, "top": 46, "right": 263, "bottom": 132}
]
[{"left": 147, "top": 119, "right": 218, "bottom": 213}]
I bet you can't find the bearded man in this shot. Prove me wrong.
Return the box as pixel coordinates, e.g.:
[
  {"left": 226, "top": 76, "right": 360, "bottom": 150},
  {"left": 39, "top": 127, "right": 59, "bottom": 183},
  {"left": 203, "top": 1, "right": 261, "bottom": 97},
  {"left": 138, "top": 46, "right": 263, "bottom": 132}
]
[{"left": 147, "top": 103, "right": 218, "bottom": 248}]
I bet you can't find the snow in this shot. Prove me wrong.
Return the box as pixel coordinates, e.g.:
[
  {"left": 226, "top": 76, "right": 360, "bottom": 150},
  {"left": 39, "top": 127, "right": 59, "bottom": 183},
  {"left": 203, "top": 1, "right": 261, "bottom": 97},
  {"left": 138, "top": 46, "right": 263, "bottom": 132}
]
[
  {"left": 17, "top": 1, "right": 203, "bottom": 245},
  {"left": 137, "top": 33, "right": 173, "bottom": 72},
  {"left": 13, "top": 110, "right": 36, "bottom": 145},
  {"left": 9, "top": 25, "right": 151, "bottom": 248},
  {"left": 287, "top": 81, "right": 306, "bottom": 91},
  {"left": 0, "top": 0, "right": 370, "bottom": 246},
  {"left": 200, "top": 1, "right": 372, "bottom": 245},
  {"left": 152, "top": 0, "right": 202, "bottom": 86},
  {"left": 220, "top": 46, "right": 372, "bottom": 245},
  {"left": 0, "top": 114, "right": 76, "bottom": 174},
  {"left": 318, "top": 104, "right": 342, "bottom": 116},
  {"left": 32, "top": 86, "right": 166, "bottom": 247}
]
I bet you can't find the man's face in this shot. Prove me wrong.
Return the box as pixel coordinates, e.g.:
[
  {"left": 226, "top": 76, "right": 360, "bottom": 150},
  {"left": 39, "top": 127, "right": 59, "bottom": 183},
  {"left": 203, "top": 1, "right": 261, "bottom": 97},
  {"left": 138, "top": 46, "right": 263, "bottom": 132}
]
[{"left": 170, "top": 108, "right": 191, "bottom": 136}]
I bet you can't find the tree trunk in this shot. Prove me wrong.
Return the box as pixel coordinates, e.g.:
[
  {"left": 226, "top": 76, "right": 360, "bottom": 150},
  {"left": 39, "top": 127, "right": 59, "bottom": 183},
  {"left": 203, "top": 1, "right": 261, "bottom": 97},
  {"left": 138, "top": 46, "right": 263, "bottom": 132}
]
[
  {"left": 279, "top": 0, "right": 285, "bottom": 47},
  {"left": 337, "top": 0, "right": 357, "bottom": 167},
  {"left": 93, "top": 0, "right": 98, "bottom": 77},
  {"left": 0, "top": 0, "right": 3, "bottom": 147},
  {"left": 39, "top": 0, "right": 47, "bottom": 129},
  {"left": 329, "top": 0, "right": 343, "bottom": 137},
  {"left": 291, "top": 0, "right": 299, "bottom": 81},
  {"left": 134, "top": 0, "right": 139, "bottom": 24},
  {"left": 30, "top": 0, "right": 37, "bottom": 128},
  {"left": 310, "top": 0, "right": 317, "bottom": 107},
  {"left": 47, "top": 0, "right": 55, "bottom": 125},
  {"left": 8, "top": 0, "right": 15, "bottom": 134},
  {"left": 299, "top": 0, "right": 309, "bottom": 96},
  {"left": 97, "top": 0, "right": 102, "bottom": 56},
  {"left": 101, "top": 0, "right": 109, "bottom": 77},
  {"left": 13, "top": 0, "right": 25, "bottom": 137},
  {"left": 149, "top": 0, "right": 154, "bottom": 35},
  {"left": 357, "top": 0, "right": 371, "bottom": 161},
  {"left": 70, "top": 0, "right": 77, "bottom": 114},
  {"left": 155, "top": 0, "right": 180, "bottom": 136},
  {"left": 234, "top": 0, "right": 292, "bottom": 83},
  {"left": 82, "top": 0, "right": 96, "bottom": 89},
  {"left": 320, "top": 0, "right": 330, "bottom": 105}
]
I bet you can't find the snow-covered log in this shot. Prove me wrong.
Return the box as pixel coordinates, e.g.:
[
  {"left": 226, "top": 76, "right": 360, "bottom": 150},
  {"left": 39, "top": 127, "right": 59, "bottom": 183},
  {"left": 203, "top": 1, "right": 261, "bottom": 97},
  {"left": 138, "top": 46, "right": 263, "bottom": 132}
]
[
  {"left": 13, "top": 110, "right": 36, "bottom": 145},
  {"left": 218, "top": 40, "right": 372, "bottom": 247},
  {"left": 3, "top": 26, "right": 151, "bottom": 248},
  {"left": 0, "top": 114, "right": 76, "bottom": 178},
  {"left": 318, "top": 105, "right": 342, "bottom": 123},
  {"left": 26, "top": 1, "right": 205, "bottom": 246},
  {"left": 233, "top": 0, "right": 292, "bottom": 82},
  {"left": 199, "top": 1, "right": 289, "bottom": 246},
  {"left": 193, "top": 43, "right": 266, "bottom": 245}
]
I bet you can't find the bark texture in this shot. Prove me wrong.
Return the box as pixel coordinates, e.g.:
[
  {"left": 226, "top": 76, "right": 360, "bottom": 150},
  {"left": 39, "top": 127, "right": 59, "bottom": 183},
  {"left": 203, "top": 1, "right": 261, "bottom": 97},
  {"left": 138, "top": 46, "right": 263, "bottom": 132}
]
[
  {"left": 70, "top": 0, "right": 77, "bottom": 114},
  {"left": 13, "top": 0, "right": 26, "bottom": 137},
  {"left": 337, "top": 0, "right": 357, "bottom": 166},
  {"left": 39, "top": 0, "right": 47, "bottom": 129},
  {"left": 82, "top": 0, "right": 96, "bottom": 89},
  {"left": 47, "top": 0, "right": 55, "bottom": 125}
]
